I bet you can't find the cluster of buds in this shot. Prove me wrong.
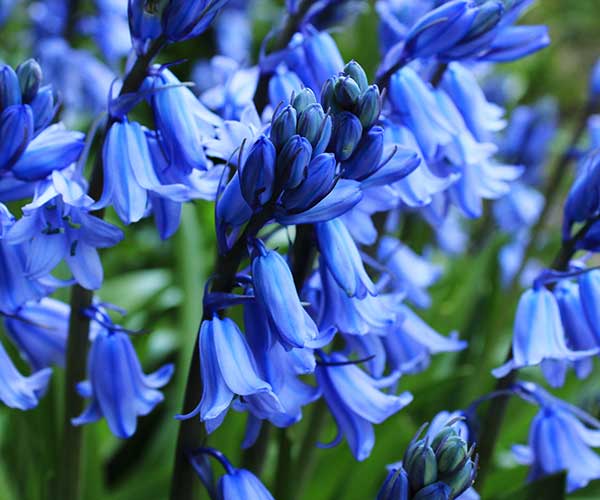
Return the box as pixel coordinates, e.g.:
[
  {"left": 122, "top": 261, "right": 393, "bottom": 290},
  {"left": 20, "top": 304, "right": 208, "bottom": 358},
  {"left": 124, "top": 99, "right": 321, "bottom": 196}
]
[
  {"left": 321, "top": 61, "right": 385, "bottom": 180},
  {"left": 379, "top": 421, "right": 477, "bottom": 500}
]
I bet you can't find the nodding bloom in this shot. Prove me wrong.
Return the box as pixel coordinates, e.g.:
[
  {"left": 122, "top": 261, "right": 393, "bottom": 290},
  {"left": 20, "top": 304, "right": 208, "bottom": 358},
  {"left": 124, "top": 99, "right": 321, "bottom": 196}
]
[
  {"left": 162, "top": 0, "right": 231, "bottom": 42},
  {"left": 316, "top": 351, "right": 412, "bottom": 461},
  {"left": 6, "top": 170, "right": 124, "bottom": 290},
  {"left": 188, "top": 448, "right": 275, "bottom": 500},
  {"left": 564, "top": 150, "right": 600, "bottom": 239},
  {"left": 3, "top": 298, "right": 69, "bottom": 371},
  {"left": 493, "top": 285, "right": 596, "bottom": 385},
  {"left": 513, "top": 382, "right": 600, "bottom": 493},
  {"left": 0, "top": 339, "right": 52, "bottom": 410},
  {"left": 179, "top": 314, "right": 281, "bottom": 433},
  {"left": 73, "top": 310, "right": 174, "bottom": 439},
  {"left": 0, "top": 203, "right": 52, "bottom": 314},
  {"left": 251, "top": 240, "right": 320, "bottom": 350}
]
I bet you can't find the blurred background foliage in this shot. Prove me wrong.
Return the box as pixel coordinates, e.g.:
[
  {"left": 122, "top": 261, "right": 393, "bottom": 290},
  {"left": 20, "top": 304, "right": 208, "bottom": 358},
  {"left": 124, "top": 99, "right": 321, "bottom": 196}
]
[{"left": 1, "top": 1, "right": 600, "bottom": 499}]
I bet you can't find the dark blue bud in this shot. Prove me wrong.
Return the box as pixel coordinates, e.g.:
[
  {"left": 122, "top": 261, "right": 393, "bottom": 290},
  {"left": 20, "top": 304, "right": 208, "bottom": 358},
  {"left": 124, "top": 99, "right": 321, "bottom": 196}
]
[
  {"left": 0, "top": 64, "right": 21, "bottom": 110},
  {"left": 377, "top": 468, "right": 409, "bottom": 500},
  {"left": 298, "top": 103, "right": 332, "bottom": 155},
  {"left": 357, "top": 85, "right": 381, "bottom": 129},
  {"left": 332, "top": 111, "right": 363, "bottom": 161},
  {"left": 411, "top": 482, "right": 452, "bottom": 500},
  {"left": 343, "top": 61, "right": 369, "bottom": 93},
  {"left": 240, "top": 136, "right": 276, "bottom": 208},
  {"left": 292, "top": 87, "right": 317, "bottom": 114},
  {"left": 404, "top": 440, "right": 438, "bottom": 492},
  {"left": 30, "top": 85, "right": 55, "bottom": 132},
  {"left": 16, "top": 59, "right": 42, "bottom": 103},
  {"left": 342, "top": 125, "right": 384, "bottom": 181},
  {"left": 281, "top": 153, "right": 336, "bottom": 212},
  {"left": 321, "top": 77, "right": 338, "bottom": 112},
  {"left": 270, "top": 105, "right": 297, "bottom": 150},
  {"left": 334, "top": 76, "right": 362, "bottom": 109},
  {"left": 277, "top": 135, "right": 312, "bottom": 189},
  {"left": 0, "top": 105, "right": 33, "bottom": 172}
]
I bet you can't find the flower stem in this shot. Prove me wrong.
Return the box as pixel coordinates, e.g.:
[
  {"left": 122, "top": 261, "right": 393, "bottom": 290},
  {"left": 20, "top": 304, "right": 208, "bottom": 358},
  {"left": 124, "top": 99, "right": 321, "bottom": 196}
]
[{"left": 57, "top": 38, "right": 165, "bottom": 500}]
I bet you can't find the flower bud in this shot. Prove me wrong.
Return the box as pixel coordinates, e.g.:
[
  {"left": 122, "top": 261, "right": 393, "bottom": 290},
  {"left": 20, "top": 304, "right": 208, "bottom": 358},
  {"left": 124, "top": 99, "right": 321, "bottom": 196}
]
[
  {"left": 16, "top": 59, "right": 42, "bottom": 103},
  {"left": 30, "top": 86, "right": 55, "bottom": 132},
  {"left": 277, "top": 135, "right": 312, "bottom": 189},
  {"left": 0, "top": 64, "right": 21, "bottom": 110},
  {"left": 411, "top": 482, "right": 452, "bottom": 500},
  {"left": 357, "top": 85, "right": 381, "bottom": 129},
  {"left": 430, "top": 427, "right": 457, "bottom": 451},
  {"left": 0, "top": 105, "right": 33, "bottom": 173},
  {"left": 377, "top": 468, "right": 409, "bottom": 500},
  {"left": 281, "top": 153, "right": 336, "bottom": 212},
  {"left": 334, "top": 76, "right": 362, "bottom": 109},
  {"left": 292, "top": 88, "right": 317, "bottom": 114},
  {"left": 332, "top": 112, "right": 363, "bottom": 161},
  {"left": 436, "top": 435, "right": 469, "bottom": 476},
  {"left": 342, "top": 125, "right": 384, "bottom": 180},
  {"left": 298, "top": 103, "right": 332, "bottom": 155},
  {"left": 439, "top": 460, "right": 475, "bottom": 498},
  {"left": 270, "top": 105, "right": 297, "bottom": 150},
  {"left": 404, "top": 440, "right": 438, "bottom": 492},
  {"left": 240, "top": 136, "right": 276, "bottom": 208},
  {"left": 321, "top": 77, "right": 338, "bottom": 112},
  {"left": 343, "top": 61, "right": 369, "bottom": 93}
]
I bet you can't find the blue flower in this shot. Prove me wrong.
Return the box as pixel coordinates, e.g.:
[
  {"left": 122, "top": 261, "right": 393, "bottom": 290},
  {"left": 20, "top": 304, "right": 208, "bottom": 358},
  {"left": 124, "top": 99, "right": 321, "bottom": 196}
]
[
  {"left": 315, "top": 218, "right": 376, "bottom": 299},
  {"left": 6, "top": 170, "right": 124, "bottom": 290},
  {"left": 178, "top": 314, "right": 280, "bottom": 433},
  {"left": 493, "top": 286, "right": 595, "bottom": 382},
  {"left": 316, "top": 351, "right": 412, "bottom": 461},
  {"left": 578, "top": 269, "right": 600, "bottom": 344},
  {"left": 3, "top": 298, "right": 69, "bottom": 371},
  {"left": 377, "top": 468, "right": 410, "bottom": 500},
  {"left": 128, "top": 0, "right": 163, "bottom": 53},
  {"left": 251, "top": 240, "right": 320, "bottom": 350},
  {"left": 0, "top": 338, "right": 51, "bottom": 410},
  {"left": 162, "top": 0, "right": 230, "bottom": 42},
  {"left": 73, "top": 313, "right": 174, "bottom": 439},
  {"left": 513, "top": 383, "right": 600, "bottom": 493}
]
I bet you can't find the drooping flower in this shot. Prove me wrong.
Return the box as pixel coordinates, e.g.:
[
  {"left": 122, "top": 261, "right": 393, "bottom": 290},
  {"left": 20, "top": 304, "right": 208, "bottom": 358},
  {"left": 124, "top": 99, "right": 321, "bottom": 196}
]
[
  {"left": 316, "top": 351, "right": 412, "bottom": 461},
  {"left": 73, "top": 312, "right": 174, "bottom": 439}
]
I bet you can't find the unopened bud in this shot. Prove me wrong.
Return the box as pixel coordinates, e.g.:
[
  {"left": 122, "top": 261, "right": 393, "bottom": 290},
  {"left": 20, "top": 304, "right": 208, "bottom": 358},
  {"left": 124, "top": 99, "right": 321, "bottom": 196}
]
[
  {"left": 271, "top": 105, "right": 297, "bottom": 150},
  {"left": 292, "top": 88, "right": 317, "bottom": 114},
  {"left": 357, "top": 85, "right": 381, "bottom": 129},
  {"left": 334, "top": 76, "right": 362, "bottom": 109},
  {"left": 16, "top": 59, "right": 42, "bottom": 103},
  {"left": 344, "top": 61, "right": 369, "bottom": 93},
  {"left": 332, "top": 112, "right": 363, "bottom": 161}
]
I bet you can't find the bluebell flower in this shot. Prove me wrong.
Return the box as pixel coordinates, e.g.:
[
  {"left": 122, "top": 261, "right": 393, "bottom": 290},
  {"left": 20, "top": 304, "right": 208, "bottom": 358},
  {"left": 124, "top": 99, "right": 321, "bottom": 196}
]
[
  {"left": 162, "top": 0, "right": 230, "bottom": 42},
  {"left": 73, "top": 313, "right": 174, "bottom": 439},
  {"left": 148, "top": 67, "right": 221, "bottom": 174},
  {"left": 251, "top": 240, "right": 320, "bottom": 350},
  {"left": 268, "top": 65, "right": 304, "bottom": 108},
  {"left": 316, "top": 351, "right": 412, "bottom": 461},
  {"left": 178, "top": 314, "right": 280, "bottom": 433},
  {"left": 493, "top": 286, "right": 596, "bottom": 383},
  {"left": 0, "top": 204, "right": 53, "bottom": 314},
  {"left": 384, "top": 306, "right": 467, "bottom": 375},
  {"left": 6, "top": 171, "right": 124, "bottom": 290},
  {"left": 479, "top": 25, "right": 550, "bottom": 62},
  {"left": 578, "top": 269, "right": 600, "bottom": 343},
  {"left": 493, "top": 183, "right": 544, "bottom": 234},
  {"left": 0, "top": 338, "right": 52, "bottom": 410},
  {"left": 240, "top": 136, "right": 276, "bottom": 208},
  {"left": 3, "top": 298, "right": 69, "bottom": 371},
  {"left": 564, "top": 150, "right": 600, "bottom": 239},
  {"left": 513, "top": 383, "right": 600, "bottom": 493},
  {"left": 214, "top": 5, "right": 252, "bottom": 62},
  {"left": 0, "top": 104, "right": 34, "bottom": 173},
  {"left": 377, "top": 468, "right": 410, "bottom": 500},
  {"left": 128, "top": 0, "right": 163, "bottom": 53},
  {"left": 315, "top": 218, "right": 376, "bottom": 299},
  {"left": 378, "top": 236, "right": 442, "bottom": 308}
]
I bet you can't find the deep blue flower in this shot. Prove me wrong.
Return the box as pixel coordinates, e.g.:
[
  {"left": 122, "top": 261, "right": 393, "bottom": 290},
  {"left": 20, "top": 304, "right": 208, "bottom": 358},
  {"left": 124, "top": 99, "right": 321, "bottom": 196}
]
[
  {"left": 73, "top": 313, "right": 174, "bottom": 439},
  {"left": 578, "top": 269, "right": 600, "bottom": 344},
  {"left": 493, "top": 286, "right": 595, "bottom": 382},
  {"left": 315, "top": 218, "right": 376, "bottom": 299},
  {"left": 564, "top": 150, "right": 600, "bottom": 238},
  {"left": 0, "top": 338, "right": 51, "bottom": 411},
  {"left": 316, "top": 351, "right": 412, "bottom": 461},
  {"left": 128, "top": 0, "right": 163, "bottom": 53},
  {"left": 513, "top": 383, "right": 600, "bottom": 493},
  {"left": 162, "top": 0, "right": 230, "bottom": 42},
  {"left": 0, "top": 104, "right": 34, "bottom": 173},
  {"left": 178, "top": 314, "right": 280, "bottom": 433},
  {"left": 3, "top": 298, "right": 69, "bottom": 371},
  {"left": 240, "top": 136, "right": 276, "bottom": 208},
  {"left": 377, "top": 468, "right": 410, "bottom": 500},
  {"left": 251, "top": 240, "right": 320, "bottom": 350},
  {"left": 6, "top": 170, "right": 124, "bottom": 290},
  {"left": 148, "top": 67, "right": 221, "bottom": 174}
]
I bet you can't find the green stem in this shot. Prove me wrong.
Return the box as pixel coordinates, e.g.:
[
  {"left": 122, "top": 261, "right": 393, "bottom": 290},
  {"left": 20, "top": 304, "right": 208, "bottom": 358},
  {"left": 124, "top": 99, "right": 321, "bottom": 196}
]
[
  {"left": 57, "top": 37, "right": 166, "bottom": 500},
  {"left": 274, "top": 429, "right": 294, "bottom": 499}
]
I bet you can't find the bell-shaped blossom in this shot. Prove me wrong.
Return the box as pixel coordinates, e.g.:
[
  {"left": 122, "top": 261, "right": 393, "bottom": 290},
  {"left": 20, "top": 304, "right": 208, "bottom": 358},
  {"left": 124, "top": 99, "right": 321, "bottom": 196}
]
[
  {"left": 162, "top": 0, "right": 230, "bottom": 42},
  {"left": 316, "top": 351, "right": 412, "bottom": 461},
  {"left": 514, "top": 386, "right": 600, "bottom": 493},
  {"left": 493, "top": 286, "right": 596, "bottom": 381},
  {"left": 178, "top": 314, "right": 280, "bottom": 433},
  {"left": 3, "top": 298, "right": 69, "bottom": 371},
  {"left": 147, "top": 68, "right": 221, "bottom": 174},
  {"left": 96, "top": 120, "right": 190, "bottom": 225},
  {"left": 6, "top": 171, "right": 124, "bottom": 290},
  {"left": 128, "top": 0, "right": 163, "bottom": 53},
  {"left": 0, "top": 339, "right": 51, "bottom": 410},
  {"left": 316, "top": 218, "right": 376, "bottom": 299},
  {"left": 384, "top": 306, "right": 467, "bottom": 375},
  {"left": 378, "top": 236, "right": 442, "bottom": 308},
  {"left": 251, "top": 240, "right": 321, "bottom": 350},
  {"left": 563, "top": 150, "right": 600, "bottom": 238},
  {"left": 578, "top": 269, "right": 600, "bottom": 343},
  {"left": 73, "top": 316, "right": 174, "bottom": 439}
]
